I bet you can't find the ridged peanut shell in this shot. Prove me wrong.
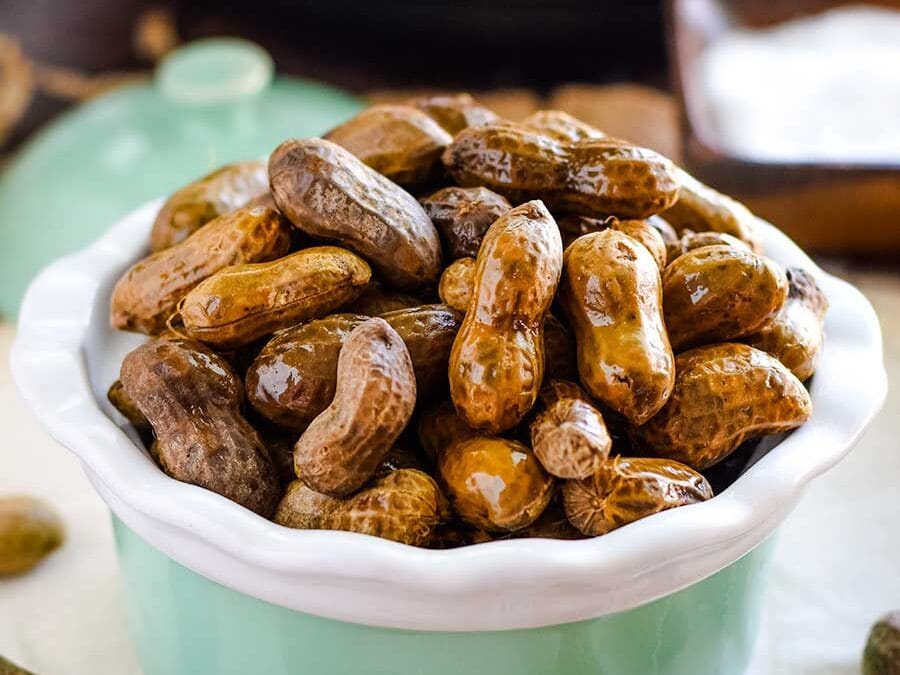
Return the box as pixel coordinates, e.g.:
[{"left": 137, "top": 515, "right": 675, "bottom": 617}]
[
  {"left": 521, "top": 109, "right": 606, "bottom": 143},
  {"left": 420, "top": 186, "right": 511, "bottom": 259},
  {"left": 409, "top": 93, "right": 499, "bottom": 135},
  {"left": 438, "top": 257, "right": 475, "bottom": 312},
  {"left": 610, "top": 218, "right": 667, "bottom": 268}
]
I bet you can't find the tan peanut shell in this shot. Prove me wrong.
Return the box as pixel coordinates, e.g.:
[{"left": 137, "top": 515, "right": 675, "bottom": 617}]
[
  {"left": 420, "top": 186, "right": 511, "bottom": 259},
  {"left": 663, "top": 167, "right": 761, "bottom": 252},
  {"left": 408, "top": 93, "right": 500, "bottom": 135},
  {"left": 293, "top": 318, "right": 417, "bottom": 497},
  {"left": 672, "top": 230, "right": 752, "bottom": 262},
  {"left": 521, "top": 109, "right": 606, "bottom": 142},
  {"left": 149, "top": 161, "right": 269, "bottom": 251},
  {"left": 438, "top": 257, "right": 475, "bottom": 312},
  {"left": 610, "top": 218, "right": 668, "bottom": 268},
  {"left": 559, "top": 230, "right": 675, "bottom": 425},
  {"left": 269, "top": 138, "right": 442, "bottom": 289},
  {"left": 110, "top": 205, "right": 291, "bottom": 334},
  {"left": 443, "top": 124, "right": 679, "bottom": 219},
  {"left": 0, "top": 496, "right": 65, "bottom": 576},
  {"left": 438, "top": 436, "right": 554, "bottom": 532},
  {"left": 744, "top": 267, "right": 828, "bottom": 381},
  {"left": 120, "top": 337, "right": 279, "bottom": 516},
  {"left": 563, "top": 457, "right": 713, "bottom": 536},
  {"left": 325, "top": 105, "right": 453, "bottom": 186},
  {"left": 247, "top": 305, "right": 460, "bottom": 431},
  {"left": 530, "top": 379, "right": 611, "bottom": 479},
  {"left": 179, "top": 246, "right": 372, "bottom": 349},
  {"left": 449, "top": 200, "right": 563, "bottom": 434},
  {"left": 663, "top": 245, "right": 788, "bottom": 352},
  {"left": 631, "top": 343, "right": 812, "bottom": 469}
]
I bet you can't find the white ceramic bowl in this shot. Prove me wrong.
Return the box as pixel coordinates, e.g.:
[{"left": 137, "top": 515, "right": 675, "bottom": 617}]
[{"left": 11, "top": 199, "right": 887, "bottom": 632}]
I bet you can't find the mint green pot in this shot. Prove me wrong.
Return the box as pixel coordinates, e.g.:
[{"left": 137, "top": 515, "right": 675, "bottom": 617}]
[{"left": 113, "top": 516, "right": 773, "bottom": 675}]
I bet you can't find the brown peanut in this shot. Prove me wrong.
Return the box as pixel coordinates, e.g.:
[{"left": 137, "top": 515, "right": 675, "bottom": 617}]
[
  {"left": 325, "top": 105, "right": 452, "bottom": 186},
  {"left": 563, "top": 457, "right": 713, "bottom": 536},
  {"left": 107, "top": 379, "right": 150, "bottom": 434},
  {"left": 521, "top": 109, "right": 606, "bottom": 142},
  {"left": 149, "top": 161, "right": 269, "bottom": 251},
  {"left": 293, "top": 318, "right": 417, "bottom": 497},
  {"left": 744, "top": 267, "right": 828, "bottom": 381},
  {"left": 110, "top": 205, "right": 291, "bottom": 334},
  {"left": 648, "top": 214, "right": 679, "bottom": 257},
  {"left": 671, "top": 230, "right": 751, "bottom": 263},
  {"left": 417, "top": 399, "right": 480, "bottom": 462},
  {"left": 610, "top": 218, "right": 668, "bottom": 268},
  {"left": 0, "top": 496, "right": 65, "bottom": 576},
  {"left": 269, "top": 138, "right": 442, "bottom": 288},
  {"left": 559, "top": 230, "right": 675, "bottom": 425},
  {"left": 449, "top": 200, "right": 563, "bottom": 433},
  {"left": 420, "top": 186, "right": 511, "bottom": 259},
  {"left": 179, "top": 246, "right": 372, "bottom": 349},
  {"left": 346, "top": 282, "right": 422, "bottom": 316},
  {"left": 443, "top": 123, "right": 679, "bottom": 219},
  {"left": 408, "top": 93, "right": 500, "bottom": 135},
  {"left": 530, "top": 379, "right": 611, "bottom": 479},
  {"left": 631, "top": 343, "right": 812, "bottom": 469},
  {"left": 120, "top": 337, "right": 279, "bottom": 516},
  {"left": 438, "top": 257, "right": 475, "bottom": 312},
  {"left": 663, "top": 245, "right": 788, "bottom": 351}
]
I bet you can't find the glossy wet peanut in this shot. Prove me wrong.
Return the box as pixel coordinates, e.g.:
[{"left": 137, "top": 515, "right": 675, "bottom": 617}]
[
  {"left": 443, "top": 124, "right": 679, "bottom": 219},
  {"left": 293, "top": 318, "right": 417, "bottom": 497},
  {"left": 110, "top": 206, "right": 291, "bottom": 334},
  {"left": 631, "top": 343, "right": 812, "bottom": 469},
  {"left": 120, "top": 337, "right": 279, "bottom": 516},
  {"left": 438, "top": 257, "right": 475, "bottom": 312},
  {"left": 672, "top": 230, "right": 752, "bottom": 262},
  {"left": 449, "top": 200, "right": 563, "bottom": 433},
  {"left": 744, "top": 267, "right": 828, "bottom": 381},
  {"left": 0, "top": 496, "right": 65, "bottom": 576},
  {"left": 559, "top": 230, "right": 675, "bottom": 425},
  {"left": 530, "top": 379, "right": 611, "bottom": 479},
  {"left": 563, "top": 457, "right": 713, "bottom": 536},
  {"left": 269, "top": 138, "right": 442, "bottom": 289},
  {"left": 179, "top": 246, "right": 371, "bottom": 349},
  {"left": 149, "top": 161, "right": 269, "bottom": 251},
  {"left": 610, "top": 218, "right": 667, "bottom": 268},
  {"left": 521, "top": 109, "right": 606, "bottom": 143},
  {"left": 663, "top": 245, "right": 788, "bottom": 351},
  {"left": 409, "top": 93, "right": 500, "bottom": 135},
  {"left": 420, "top": 186, "right": 511, "bottom": 259},
  {"left": 325, "top": 105, "right": 453, "bottom": 186}
]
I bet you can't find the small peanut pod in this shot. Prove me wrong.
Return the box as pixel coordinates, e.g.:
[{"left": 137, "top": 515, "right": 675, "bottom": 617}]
[
  {"left": 149, "top": 161, "right": 269, "bottom": 251},
  {"left": 325, "top": 105, "right": 453, "bottom": 186},
  {"left": 670, "top": 230, "right": 752, "bottom": 264},
  {"left": 0, "top": 496, "right": 65, "bottom": 576},
  {"left": 744, "top": 267, "right": 828, "bottom": 381},
  {"left": 662, "top": 167, "right": 761, "bottom": 252},
  {"left": 247, "top": 305, "right": 460, "bottom": 431},
  {"left": 631, "top": 343, "right": 812, "bottom": 469},
  {"left": 438, "top": 436, "right": 554, "bottom": 532},
  {"left": 449, "top": 200, "right": 563, "bottom": 434},
  {"left": 420, "top": 186, "right": 511, "bottom": 259},
  {"left": 610, "top": 218, "right": 668, "bottom": 268},
  {"left": 521, "top": 109, "right": 606, "bottom": 143},
  {"left": 179, "top": 246, "right": 372, "bottom": 349},
  {"left": 110, "top": 205, "right": 291, "bottom": 334},
  {"left": 663, "top": 245, "right": 788, "bottom": 352},
  {"left": 438, "top": 257, "right": 475, "bottom": 312},
  {"left": 559, "top": 230, "right": 675, "bottom": 425},
  {"left": 530, "top": 379, "right": 612, "bottom": 479},
  {"left": 442, "top": 124, "right": 679, "bottom": 219},
  {"left": 408, "top": 93, "right": 500, "bottom": 135},
  {"left": 269, "top": 138, "right": 442, "bottom": 288},
  {"left": 293, "top": 318, "right": 417, "bottom": 497},
  {"left": 120, "top": 338, "right": 279, "bottom": 516},
  {"left": 275, "top": 469, "right": 445, "bottom": 547},
  {"left": 563, "top": 457, "right": 713, "bottom": 536}
]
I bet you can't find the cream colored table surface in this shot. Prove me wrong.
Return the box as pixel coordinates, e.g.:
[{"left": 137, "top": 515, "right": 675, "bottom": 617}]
[{"left": 0, "top": 270, "right": 897, "bottom": 675}]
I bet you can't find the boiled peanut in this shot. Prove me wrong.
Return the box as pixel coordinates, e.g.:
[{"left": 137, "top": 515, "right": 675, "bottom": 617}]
[
  {"left": 530, "top": 379, "right": 611, "bottom": 479},
  {"left": 449, "top": 200, "right": 563, "bottom": 433},
  {"left": 417, "top": 399, "right": 480, "bottom": 462},
  {"left": 663, "top": 245, "right": 788, "bottom": 351},
  {"left": 408, "top": 93, "right": 499, "bottom": 135},
  {"left": 521, "top": 109, "right": 606, "bottom": 142},
  {"left": 663, "top": 167, "right": 761, "bottom": 252},
  {"left": 269, "top": 138, "right": 442, "bottom": 288},
  {"left": 648, "top": 214, "right": 680, "bottom": 261},
  {"left": 325, "top": 105, "right": 452, "bottom": 186},
  {"left": 563, "top": 457, "right": 713, "bottom": 536},
  {"left": 179, "top": 246, "right": 372, "bottom": 349},
  {"left": 610, "top": 218, "right": 667, "bottom": 268},
  {"left": 513, "top": 497, "right": 583, "bottom": 540},
  {"left": 0, "top": 496, "right": 64, "bottom": 576},
  {"left": 110, "top": 205, "right": 291, "bottom": 334},
  {"left": 420, "top": 186, "right": 511, "bottom": 259},
  {"left": 149, "top": 161, "right": 269, "bottom": 251},
  {"left": 438, "top": 257, "right": 475, "bottom": 312},
  {"left": 246, "top": 305, "right": 460, "bottom": 431},
  {"left": 744, "top": 267, "right": 828, "bottom": 381},
  {"left": 107, "top": 379, "right": 150, "bottom": 434},
  {"left": 120, "top": 337, "right": 279, "bottom": 515},
  {"left": 672, "top": 230, "right": 752, "bottom": 262},
  {"left": 443, "top": 123, "right": 679, "bottom": 219},
  {"left": 346, "top": 282, "right": 422, "bottom": 315},
  {"left": 559, "top": 230, "right": 675, "bottom": 425},
  {"left": 293, "top": 318, "right": 416, "bottom": 497},
  {"left": 631, "top": 343, "right": 812, "bottom": 469}
]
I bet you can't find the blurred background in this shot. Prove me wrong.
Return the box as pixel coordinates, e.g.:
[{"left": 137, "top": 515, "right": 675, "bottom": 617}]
[{"left": 0, "top": 1, "right": 898, "bottom": 674}]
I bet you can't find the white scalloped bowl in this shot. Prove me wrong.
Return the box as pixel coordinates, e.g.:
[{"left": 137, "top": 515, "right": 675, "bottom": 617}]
[{"left": 11, "top": 198, "right": 886, "bottom": 635}]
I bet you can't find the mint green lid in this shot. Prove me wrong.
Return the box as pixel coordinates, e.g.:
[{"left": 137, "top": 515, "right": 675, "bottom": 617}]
[{"left": 0, "top": 38, "right": 361, "bottom": 317}]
